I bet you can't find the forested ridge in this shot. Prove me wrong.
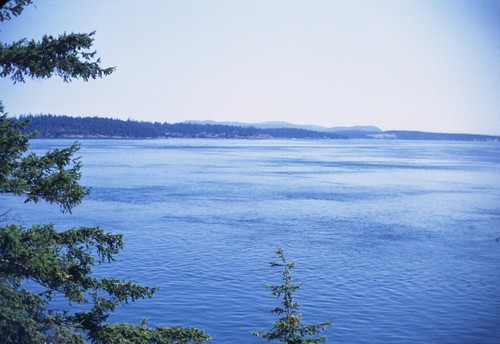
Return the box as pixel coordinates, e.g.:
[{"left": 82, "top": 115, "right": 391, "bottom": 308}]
[
  {"left": 20, "top": 114, "right": 500, "bottom": 141},
  {"left": 20, "top": 114, "right": 344, "bottom": 139}
]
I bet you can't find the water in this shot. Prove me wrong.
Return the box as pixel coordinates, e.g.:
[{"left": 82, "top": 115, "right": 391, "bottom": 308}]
[{"left": 2, "top": 139, "right": 500, "bottom": 343}]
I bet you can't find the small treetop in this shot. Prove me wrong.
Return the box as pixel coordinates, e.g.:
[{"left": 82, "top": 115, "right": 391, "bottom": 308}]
[{"left": 253, "top": 248, "right": 332, "bottom": 344}]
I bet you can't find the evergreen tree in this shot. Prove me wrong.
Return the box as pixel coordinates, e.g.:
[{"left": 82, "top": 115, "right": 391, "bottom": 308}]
[
  {"left": 0, "top": 1, "right": 210, "bottom": 342},
  {"left": 253, "top": 248, "right": 331, "bottom": 344},
  {"left": 0, "top": 0, "right": 114, "bottom": 83}
]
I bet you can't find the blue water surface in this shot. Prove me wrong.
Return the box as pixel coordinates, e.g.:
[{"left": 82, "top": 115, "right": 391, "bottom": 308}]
[{"left": 2, "top": 139, "right": 500, "bottom": 343}]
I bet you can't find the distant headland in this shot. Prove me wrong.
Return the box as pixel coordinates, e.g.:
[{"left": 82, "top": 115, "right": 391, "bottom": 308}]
[{"left": 19, "top": 114, "right": 500, "bottom": 142}]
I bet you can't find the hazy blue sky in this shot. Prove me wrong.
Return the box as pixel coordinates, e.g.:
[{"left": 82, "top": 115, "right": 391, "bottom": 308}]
[{"left": 1, "top": 0, "right": 500, "bottom": 134}]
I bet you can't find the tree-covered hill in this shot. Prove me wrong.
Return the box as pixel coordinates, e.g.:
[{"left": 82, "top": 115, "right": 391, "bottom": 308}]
[
  {"left": 20, "top": 114, "right": 344, "bottom": 139},
  {"left": 19, "top": 114, "right": 500, "bottom": 141}
]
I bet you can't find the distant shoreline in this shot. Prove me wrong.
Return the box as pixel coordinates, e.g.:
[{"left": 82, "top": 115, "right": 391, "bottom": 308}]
[{"left": 20, "top": 114, "right": 500, "bottom": 142}]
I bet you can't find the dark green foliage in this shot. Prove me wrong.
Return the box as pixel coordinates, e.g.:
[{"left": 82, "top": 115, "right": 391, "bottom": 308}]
[
  {"left": 96, "top": 320, "right": 210, "bottom": 344},
  {"left": 0, "top": 111, "right": 211, "bottom": 344},
  {"left": 253, "top": 248, "right": 331, "bottom": 344},
  {"left": 0, "top": 32, "right": 115, "bottom": 83},
  {"left": 19, "top": 114, "right": 344, "bottom": 139},
  {"left": 0, "top": 222, "right": 212, "bottom": 343},
  {"left": 1, "top": 1, "right": 210, "bottom": 342},
  {"left": 20, "top": 114, "right": 500, "bottom": 141},
  {"left": 0, "top": 224, "right": 142, "bottom": 343},
  {"left": 0, "top": 107, "right": 89, "bottom": 213},
  {"left": 0, "top": 118, "right": 211, "bottom": 344},
  {"left": 0, "top": 0, "right": 114, "bottom": 84},
  {"left": 0, "top": 0, "right": 32, "bottom": 22}
]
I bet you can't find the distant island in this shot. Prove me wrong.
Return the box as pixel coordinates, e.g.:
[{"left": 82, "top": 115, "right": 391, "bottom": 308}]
[{"left": 19, "top": 114, "right": 500, "bottom": 141}]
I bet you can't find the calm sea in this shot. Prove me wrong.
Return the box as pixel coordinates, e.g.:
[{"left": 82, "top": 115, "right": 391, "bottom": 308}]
[{"left": 3, "top": 139, "right": 500, "bottom": 343}]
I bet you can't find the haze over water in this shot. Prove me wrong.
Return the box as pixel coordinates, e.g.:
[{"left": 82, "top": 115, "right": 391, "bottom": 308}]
[{"left": 3, "top": 138, "right": 500, "bottom": 343}]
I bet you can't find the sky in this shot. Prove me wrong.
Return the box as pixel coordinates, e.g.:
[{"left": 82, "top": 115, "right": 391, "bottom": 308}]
[{"left": 1, "top": 0, "right": 500, "bottom": 134}]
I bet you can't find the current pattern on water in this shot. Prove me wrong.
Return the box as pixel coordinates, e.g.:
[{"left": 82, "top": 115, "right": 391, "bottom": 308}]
[{"left": 3, "top": 139, "right": 500, "bottom": 343}]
